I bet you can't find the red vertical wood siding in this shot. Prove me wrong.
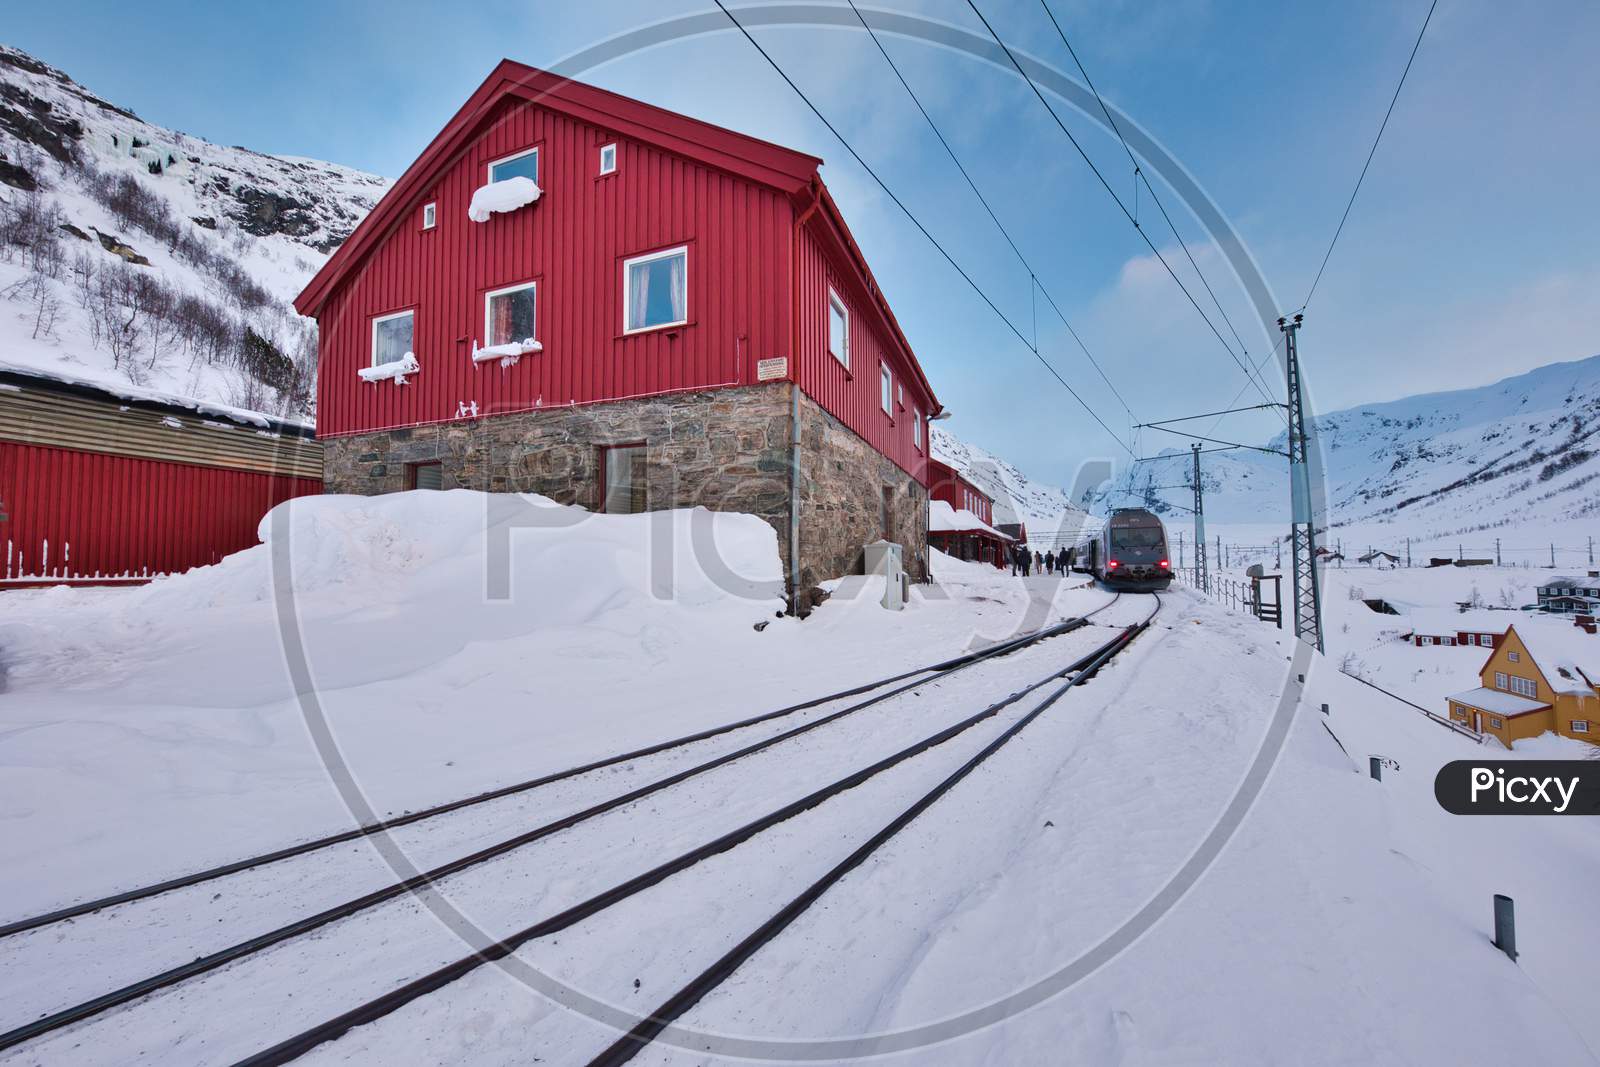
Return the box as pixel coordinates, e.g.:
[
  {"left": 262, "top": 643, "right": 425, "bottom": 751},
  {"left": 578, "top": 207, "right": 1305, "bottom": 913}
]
[
  {"left": 927, "top": 458, "right": 993, "bottom": 524},
  {"left": 793, "top": 220, "right": 935, "bottom": 485},
  {"left": 0, "top": 442, "right": 321, "bottom": 582},
  {"left": 315, "top": 99, "right": 792, "bottom": 439}
]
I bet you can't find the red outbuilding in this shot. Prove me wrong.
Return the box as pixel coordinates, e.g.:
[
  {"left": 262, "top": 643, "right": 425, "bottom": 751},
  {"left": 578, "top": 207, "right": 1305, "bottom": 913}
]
[
  {"left": 0, "top": 366, "right": 321, "bottom": 587},
  {"left": 926, "top": 458, "right": 1012, "bottom": 568},
  {"left": 295, "top": 60, "right": 942, "bottom": 596}
]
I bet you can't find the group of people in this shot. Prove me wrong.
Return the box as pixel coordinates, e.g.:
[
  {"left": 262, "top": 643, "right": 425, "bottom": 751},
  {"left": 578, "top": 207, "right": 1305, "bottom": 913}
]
[{"left": 1010, "top": 546, "right": 1070, "bottom": 577}]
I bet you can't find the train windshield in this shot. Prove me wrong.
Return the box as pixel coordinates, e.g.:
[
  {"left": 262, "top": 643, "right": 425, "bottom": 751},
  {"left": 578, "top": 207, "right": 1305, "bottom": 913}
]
[{"left": 1110, "top": 526, "right": 1164, "bottom": 549}]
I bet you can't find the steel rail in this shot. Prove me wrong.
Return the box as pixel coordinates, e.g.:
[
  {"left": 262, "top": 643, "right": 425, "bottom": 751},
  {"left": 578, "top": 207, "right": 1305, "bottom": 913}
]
[
  {"left": 588, "top": 595, "right": 1161, "bottom": 1065},
  {"left": 227, "top": 606, "right": 1148, "bottom": 1067},
  {"left": 0, "top": 598, "right": 1121, "bottom": 1053},
  {"left": 0, "top": 599, "right": 1111, "bottom": 942}
]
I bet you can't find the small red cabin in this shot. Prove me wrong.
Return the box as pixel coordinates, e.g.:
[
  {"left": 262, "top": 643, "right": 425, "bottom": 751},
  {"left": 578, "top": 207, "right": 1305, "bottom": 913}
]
[
  {"left": 926, "top": 458, "right": 1011, "bottom": 568},
  {"left": 295, "top": 60, "right": 941, "bottom": 593}
]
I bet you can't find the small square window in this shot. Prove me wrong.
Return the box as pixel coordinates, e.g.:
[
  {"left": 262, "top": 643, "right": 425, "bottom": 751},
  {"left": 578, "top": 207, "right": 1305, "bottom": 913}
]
[
  {"left": 409, "top": 462, "right": 443, "bottom": 490},
  {"left": 1572, "top": 719, "right": 1590, "bottom": 733},
  {"left": 422, "top": 202, "right": 436, "bottom": 230},
  {"left": 1508, "top": 651, "right": 1520, "bottom": 662},
  {"left": 827, "top": 291, "right": 849, "bottom": 369},
  {"left": 371, "top": 309, "right": 414, "bottom": 367},
  {"left": 599, "top": 142, "right": 617, "bottom": 175},
  {"left": 623, "top": 247, "right": 688, "bottom": 333},
  {"left": 880, "top": 365, "right": 892, "bottom": 416},
  {"left": 602, "top": 444, "right": 648, "bottom": 514},
  {"left": 1489, "top": 717, "right": 1504, "bottom": 730},
  {"left": 488, "top": 147, "right": 539, "bottom": 185}
]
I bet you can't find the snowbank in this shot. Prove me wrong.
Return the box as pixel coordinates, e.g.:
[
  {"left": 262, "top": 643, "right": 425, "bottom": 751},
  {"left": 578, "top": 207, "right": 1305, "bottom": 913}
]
[
  {"left": 467, "top": 177, "right": 541, "bottom": 223},
  {"left": 357, "top": 352, "right": 419, "bottom": 385}
]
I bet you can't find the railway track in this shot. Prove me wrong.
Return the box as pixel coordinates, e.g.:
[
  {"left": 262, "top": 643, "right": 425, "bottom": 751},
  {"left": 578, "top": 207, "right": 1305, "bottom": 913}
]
[
  {"left": 229, "top": 594, "right": 1161, "bottom": 1067},
  {"left": 0, "top": 596, "right": 1125, "bottom": 1058}
]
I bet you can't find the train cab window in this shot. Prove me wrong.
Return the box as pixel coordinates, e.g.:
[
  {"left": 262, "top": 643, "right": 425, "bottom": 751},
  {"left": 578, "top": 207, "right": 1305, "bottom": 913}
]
[{"left": 1109, "top": 526, "right": 1164, "bottom": 549}]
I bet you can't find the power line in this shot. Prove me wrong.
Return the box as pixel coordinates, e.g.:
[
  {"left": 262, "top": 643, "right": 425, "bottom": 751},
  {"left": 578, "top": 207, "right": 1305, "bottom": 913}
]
[
  {"left": 1301, "top": 0, "right": 1438, "bottom": 310},
  {"left": 845, "top": 0, "right": 1138, "bottom": 424},
  {"left": 963, "top": 0, "right": 1279, "bottom": 411},
  {"left": 1036, "top": 0, "right": 1271, "bottom": 407},
  {"left": 711, "top": 0, "right": 1135, "bottom": 457}
]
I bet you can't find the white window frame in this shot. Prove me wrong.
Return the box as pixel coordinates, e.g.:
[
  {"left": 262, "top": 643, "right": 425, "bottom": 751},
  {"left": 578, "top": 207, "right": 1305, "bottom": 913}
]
[
  {"left": 913, "top": 409, "right": 922, "bottom": 451},
  {"left": 370, "top": 308, "right": 414, "bottom": 368},
  {"left": 1489, "top": 717, "right": 1504, "bottom": 730},
  {"left": 880, "top": 364, "right": 892, "bottom": 416},
  {"left": 599, "top": 142, "right": 617, "bottom": 175},
  {"left": 484, "top": 279, "right": 538, "bottom": 348},
  {"left": 422, "top": 202, "right": 436, "bottom": 230},
  {"left": 827, "top": 289, "right": 850, "bottom": 369},
  {"left": 486, "top": 146, "right": 539, "bottom": 185},
  {"left": 1510, "top": 676, "right": 1538, "bottom": 699},
  {"left": 1572, "top": 719, "right": 1590, "bottom": 733},
  {"left": 622, "top": 245, "right": 689, "bottom": 335},
  {"left": 1493, "top": 670, "right": 1507, "bottom": 690},
  {"left": 1508, "top": 651, "right": 1521, "bottom": 662}
]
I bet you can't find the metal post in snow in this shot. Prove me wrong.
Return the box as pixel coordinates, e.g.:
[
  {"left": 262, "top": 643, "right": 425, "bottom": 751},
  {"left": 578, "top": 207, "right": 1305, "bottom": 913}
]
[
  {"left": 1496, "top": 538, "right": 1501, "bottom": 567},
  {"left": 1493, "top": 895, "right": 1517, "bottom": 961},
  {"left": 1551, "top": 543, "right": 1556, "bottom": 568}
]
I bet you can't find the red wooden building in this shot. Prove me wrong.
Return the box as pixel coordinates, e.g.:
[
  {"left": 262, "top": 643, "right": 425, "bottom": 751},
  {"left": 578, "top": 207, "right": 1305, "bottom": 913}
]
[
  {"left": 295, "top": 61, "right": 942, "bottom": 596},
  {"left": 0, "top": 366, "right": 321, "bottom": 587},
  {"left": 926, "top": 457, "right": 1012, "bottom": 568}
]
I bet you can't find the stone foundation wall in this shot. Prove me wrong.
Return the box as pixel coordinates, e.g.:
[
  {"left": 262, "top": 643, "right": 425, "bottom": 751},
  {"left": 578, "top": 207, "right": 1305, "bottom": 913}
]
[
  {"left": 794, "top": 390, "right": 928, "bottom": 588},
  {"left": 321, "top": 382, "right": 928, "bottom": 591}
]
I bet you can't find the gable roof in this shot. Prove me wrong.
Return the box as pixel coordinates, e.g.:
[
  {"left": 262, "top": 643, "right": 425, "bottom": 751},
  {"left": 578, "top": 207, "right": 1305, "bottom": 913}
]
[
  {"left": 1494, "top": 623, "right": 1600, "bottom": 696},
  {"left": 295, "top": 60, "right": 822, "bottom": 317}
]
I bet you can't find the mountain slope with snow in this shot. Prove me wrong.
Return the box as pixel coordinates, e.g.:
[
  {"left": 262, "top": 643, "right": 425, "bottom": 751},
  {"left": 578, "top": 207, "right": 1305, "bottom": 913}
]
[
  {"left": 0, "top": 44, "right": 388, "bottom": 418},
  {"left": 1087, "top": 354, "right": 1600, "bottom": 540},
  {"left": 930, "top": 423, "right": 1088, "bottom": 542}
]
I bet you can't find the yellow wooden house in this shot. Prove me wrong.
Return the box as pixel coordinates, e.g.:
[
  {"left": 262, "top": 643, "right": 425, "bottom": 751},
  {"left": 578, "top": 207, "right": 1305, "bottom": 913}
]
[{"left": 1447, "top": 623, "right": 1600, "bottom": 747}]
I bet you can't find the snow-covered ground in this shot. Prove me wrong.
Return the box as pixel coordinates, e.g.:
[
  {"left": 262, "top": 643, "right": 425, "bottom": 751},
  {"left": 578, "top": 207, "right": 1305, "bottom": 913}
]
[{"left": 1, "top": 492, "right": 1595, "bottom": 1064}]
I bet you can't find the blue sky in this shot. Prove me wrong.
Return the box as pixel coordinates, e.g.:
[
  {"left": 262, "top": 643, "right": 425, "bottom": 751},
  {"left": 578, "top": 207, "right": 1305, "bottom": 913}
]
[{"left": 12, "top": 1, "right": 1599, "bottom": 490}]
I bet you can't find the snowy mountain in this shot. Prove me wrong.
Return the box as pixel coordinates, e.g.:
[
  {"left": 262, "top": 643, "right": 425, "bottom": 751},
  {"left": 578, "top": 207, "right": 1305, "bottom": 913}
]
[
  {"left": 0, "top": 44, "right": 388, "bottom": 419},
  {"left": 1087, "top": 354, "right": 1600, "bottom": 540},
  {"left": 930, "top": 423, "right": 1088, "bottom": 543}
]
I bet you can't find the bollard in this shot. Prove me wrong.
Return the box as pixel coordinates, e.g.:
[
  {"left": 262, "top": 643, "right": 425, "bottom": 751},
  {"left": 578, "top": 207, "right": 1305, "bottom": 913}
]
[
  {"left": 1492, "top": 895, "right": 1517, "bottom": 961},
  {"left": 1369, "top": 756, "right": 1382, "bottom": 781},
  {"left": 1321, "top": 702, "right": 1329, "bottom": 715}
]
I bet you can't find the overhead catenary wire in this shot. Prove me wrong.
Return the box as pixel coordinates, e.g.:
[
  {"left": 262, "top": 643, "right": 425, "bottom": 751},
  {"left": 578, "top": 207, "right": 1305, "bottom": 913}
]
[
  {"left": 1036, "top": 0, "right": 1274, "bottom": 413},
  {"left": 845, "top": 0, "right": 1138, "bottom": 425},
  {"left": 964, "top": 0, "right": 1279, "bottom": 411},
  {"left": 711, "top": 0, "right": 1135, "bottom": 457},
  {"left": 1301, "top": 0, "right": 1438, "bottom": 310}
]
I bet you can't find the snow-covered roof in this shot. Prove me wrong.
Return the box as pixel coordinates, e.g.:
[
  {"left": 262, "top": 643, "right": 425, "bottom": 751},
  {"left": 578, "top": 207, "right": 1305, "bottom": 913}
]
[
  {"left": 1408, "top": 609, "right": 1515, "bottom": 636},
  {"left": 1506, "top": 623, "right": 1600, "bottom": 697},
  {"left": 1447, "top": 687, "right": 1549, "bottom": 716},
  {"left": 929, "top": 500, "right": 1013, "bottom": 540},
  {"left": 0, "top": 361, "right": 311, "bottom": 434}
]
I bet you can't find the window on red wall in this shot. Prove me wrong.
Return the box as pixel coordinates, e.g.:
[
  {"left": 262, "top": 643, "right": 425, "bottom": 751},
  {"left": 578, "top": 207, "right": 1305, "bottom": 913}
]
[{"left": 880, "top": 365, "right": 892, "bottom": 416}]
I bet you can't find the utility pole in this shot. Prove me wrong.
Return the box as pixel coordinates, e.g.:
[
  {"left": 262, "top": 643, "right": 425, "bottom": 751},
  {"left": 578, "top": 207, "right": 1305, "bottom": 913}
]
[
  {"left": 1281, "top": 314, "right": 1324, "bottom": 652},
  {"left": 1275, "top": 539, "right": 1281, "bottom": 569},
  {"left": 1589, "top": 535, "right": 1594, "bottom": 566},
  {"left": 1406, "top": 537, "right": 1411, "bottom": 568},
  {"left": 1551, "top": 543, "right": 1556, "bottom": 568},
  {"left": 1495, "top": 538, "right": 1501, "bottom": 567},
  {"left": 1192, "top": 443, "right": 1208, "bottom": 593},
  {"left": 1178, "top": 531, "right": 1185, "bottom": 569}
]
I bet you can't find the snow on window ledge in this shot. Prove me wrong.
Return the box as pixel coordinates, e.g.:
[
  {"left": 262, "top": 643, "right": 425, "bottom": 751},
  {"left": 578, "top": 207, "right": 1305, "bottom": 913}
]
[
  {"left": 359, "top": 352, "right": 420, "bottom": 385},
  {"left": 472, "top": 338, "right": 542, "bottom": 368},
  {"left": 467, "top": 177, "right": 542, "bottom": 223}
]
